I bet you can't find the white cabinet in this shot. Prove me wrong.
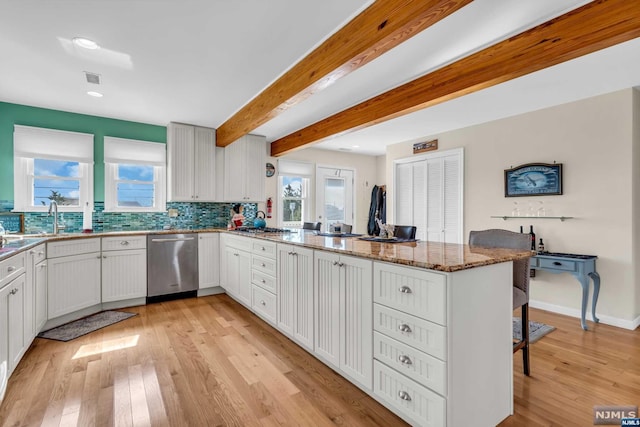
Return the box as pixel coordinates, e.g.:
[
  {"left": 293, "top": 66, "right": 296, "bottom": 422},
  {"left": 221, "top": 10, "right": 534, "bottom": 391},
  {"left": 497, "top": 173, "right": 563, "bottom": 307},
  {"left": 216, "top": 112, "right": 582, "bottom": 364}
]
[
  {"left": 223, "top": 134, "right": 266, "bottom": 202},
  {"left": 167, "top": 122, "right": 219, "bottom": 202},
  {"left": 198, "top": 233, "right": 220, "bottom": 290},
  {"left": 47, "top": 239, "right": 101, "bottom": 319},
  {"left": 394, "top": 148, "right": 463, "bottom": 243},
  {"left": 34, "top": 258, "right": 47, "bottom": 332},
  {"left": 101, "top": 237, "right": 147, "bottom": 303},
  {"left": 277, "top": 244, "right": 314, "bottom": 351},
  {"left": 6, "top": 274, "right": 25, "bottom": 375},
  {"left": 314, "top": 250, "right": 373, "bottom": 391},
  {"left": 25, "top": 244, "right": 46, "bottom": 338},
  {"left": 371, "top": 261, "right": 513, "bottom": 427},
  {"left": 220, "top": 234, "right": 252, "bottom": 306}
]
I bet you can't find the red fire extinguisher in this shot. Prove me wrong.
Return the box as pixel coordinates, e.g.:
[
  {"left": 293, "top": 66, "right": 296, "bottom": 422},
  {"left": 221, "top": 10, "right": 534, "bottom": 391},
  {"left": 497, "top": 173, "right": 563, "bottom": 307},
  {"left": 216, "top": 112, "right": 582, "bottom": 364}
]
[{"left": 266, "top": 197, "right": 272, "bottom": 218}]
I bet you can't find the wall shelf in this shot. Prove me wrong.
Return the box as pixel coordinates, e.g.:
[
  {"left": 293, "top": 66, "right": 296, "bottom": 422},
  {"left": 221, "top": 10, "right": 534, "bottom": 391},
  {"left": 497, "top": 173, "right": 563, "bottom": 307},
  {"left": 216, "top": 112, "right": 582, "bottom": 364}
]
[{"left": 491, "top": 216, "right": 574, "bottom": 222}]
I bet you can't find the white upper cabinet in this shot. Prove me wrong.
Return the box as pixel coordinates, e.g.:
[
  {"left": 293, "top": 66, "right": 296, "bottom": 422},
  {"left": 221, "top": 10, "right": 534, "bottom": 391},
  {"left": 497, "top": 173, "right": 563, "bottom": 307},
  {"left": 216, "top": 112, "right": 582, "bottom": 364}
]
[
  {"left": 223, "top": 134, "right": 266, "bottom": 202},
  {"left": 167, "top": 122, "right": 219, "bottom": 202},
  {"left": 394, "top": 148, "right": 463, "bottom": 243}
]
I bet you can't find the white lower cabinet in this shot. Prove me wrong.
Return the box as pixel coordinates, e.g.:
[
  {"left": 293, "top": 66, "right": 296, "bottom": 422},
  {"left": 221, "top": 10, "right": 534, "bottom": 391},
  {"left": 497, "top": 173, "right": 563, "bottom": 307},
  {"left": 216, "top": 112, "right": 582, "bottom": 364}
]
[
  {"left": 221, "top": 234, "right": 252, "bottom": 306},
  {"left": 276, "top": 244, "right": 313, "bottom": 351},
  {"left": 198, "top": 233, "right": 220, "bottom": 289},
  {"left": 34, "top": 259, "right": 47, "bottom": 332},
  {"left": 372, "top": 261, "right": 513, "bottom": 427},
  {"left": 102, "top": 249, "right": 147, "bottom": 302},
  {"left": 47, "top": 239, "right": 102, "bottom": 319},
  {"left": 5, "top": 274, "right": 26, "bottom": 376},
  {"left": 314, "top": 250, "right": 373, "bottom": 391}
]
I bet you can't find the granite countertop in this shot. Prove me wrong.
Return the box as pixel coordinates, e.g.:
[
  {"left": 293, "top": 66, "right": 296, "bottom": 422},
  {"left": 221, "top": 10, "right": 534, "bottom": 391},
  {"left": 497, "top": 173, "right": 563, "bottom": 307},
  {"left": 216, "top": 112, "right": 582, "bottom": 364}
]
[
  {"left": 1, "top": 228, "right": 534, "bottom": 272},
  {"left": 236, "top": 230, "right": 534, "bottom": 272},
  {"left": 0, "top": 228, "right": 227, "bottom": 261}
]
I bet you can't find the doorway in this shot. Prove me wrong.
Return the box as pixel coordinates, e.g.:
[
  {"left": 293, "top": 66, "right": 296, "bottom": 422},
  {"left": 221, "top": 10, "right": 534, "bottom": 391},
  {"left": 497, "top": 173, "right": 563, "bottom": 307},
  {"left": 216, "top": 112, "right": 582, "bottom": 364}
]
[{"left": 315, "top": 167, "right": 354, "bottom": 232}]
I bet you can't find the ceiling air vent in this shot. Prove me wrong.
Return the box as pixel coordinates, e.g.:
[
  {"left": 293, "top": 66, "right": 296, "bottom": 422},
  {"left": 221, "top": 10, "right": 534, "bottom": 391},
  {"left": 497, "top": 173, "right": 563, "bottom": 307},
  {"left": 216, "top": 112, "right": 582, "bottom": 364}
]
[{"left": 84, "top": 72, "right": 100, "bottom": 85}]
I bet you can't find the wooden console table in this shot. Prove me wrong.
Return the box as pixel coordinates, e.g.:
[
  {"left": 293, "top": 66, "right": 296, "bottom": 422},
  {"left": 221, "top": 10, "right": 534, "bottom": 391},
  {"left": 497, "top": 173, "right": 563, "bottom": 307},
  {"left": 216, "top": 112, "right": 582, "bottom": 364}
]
[{"left": 531, "top": 252, "right": 600, "bottom": 330}]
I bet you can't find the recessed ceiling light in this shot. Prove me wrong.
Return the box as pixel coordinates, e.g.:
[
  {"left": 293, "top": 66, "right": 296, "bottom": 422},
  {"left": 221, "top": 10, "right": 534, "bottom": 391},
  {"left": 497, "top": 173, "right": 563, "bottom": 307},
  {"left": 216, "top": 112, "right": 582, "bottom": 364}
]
[
  {"left": 352, "top": 145, "right": 360, "bottom": 148},
  {"left": 73, "top": 37, "right": 99, "bottom": 50},
  {"left": 87, "top": 91, "right": 103, "bottom": 98}
]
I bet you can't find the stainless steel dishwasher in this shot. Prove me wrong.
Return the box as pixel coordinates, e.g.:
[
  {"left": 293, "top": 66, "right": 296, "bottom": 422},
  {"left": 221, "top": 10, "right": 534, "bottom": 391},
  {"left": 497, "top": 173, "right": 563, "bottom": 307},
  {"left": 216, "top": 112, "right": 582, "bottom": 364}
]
[{"left": 147, "top": 233, "right": 198, "bottom": 299}]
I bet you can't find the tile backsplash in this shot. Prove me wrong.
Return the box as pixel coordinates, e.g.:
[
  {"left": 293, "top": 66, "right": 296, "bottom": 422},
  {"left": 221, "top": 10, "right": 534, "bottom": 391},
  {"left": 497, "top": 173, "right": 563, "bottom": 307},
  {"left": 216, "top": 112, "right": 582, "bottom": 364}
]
[{"left": 0, "top": 200, "right": 257, "bottom": 233}]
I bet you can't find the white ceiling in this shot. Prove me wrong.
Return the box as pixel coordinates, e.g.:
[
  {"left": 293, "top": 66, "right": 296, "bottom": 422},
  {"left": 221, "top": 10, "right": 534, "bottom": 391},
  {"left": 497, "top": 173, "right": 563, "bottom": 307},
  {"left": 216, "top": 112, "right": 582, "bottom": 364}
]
[{"left": 1, "top": 0, "right": 638, "bottom": 157}]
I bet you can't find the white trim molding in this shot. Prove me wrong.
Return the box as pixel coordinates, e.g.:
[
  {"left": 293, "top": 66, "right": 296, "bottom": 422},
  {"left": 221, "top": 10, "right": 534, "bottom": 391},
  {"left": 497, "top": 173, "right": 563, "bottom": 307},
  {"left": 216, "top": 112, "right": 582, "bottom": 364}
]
[{"left": 530, "top": 299, "right": 640, "bottom": 331}]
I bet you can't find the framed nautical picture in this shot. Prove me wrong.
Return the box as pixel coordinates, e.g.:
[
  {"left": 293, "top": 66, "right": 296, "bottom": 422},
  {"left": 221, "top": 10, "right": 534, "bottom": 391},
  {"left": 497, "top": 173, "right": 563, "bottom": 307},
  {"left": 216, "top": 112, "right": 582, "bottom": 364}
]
[{"left": 504, "top": 163, "right": 563, "bottom": 197}]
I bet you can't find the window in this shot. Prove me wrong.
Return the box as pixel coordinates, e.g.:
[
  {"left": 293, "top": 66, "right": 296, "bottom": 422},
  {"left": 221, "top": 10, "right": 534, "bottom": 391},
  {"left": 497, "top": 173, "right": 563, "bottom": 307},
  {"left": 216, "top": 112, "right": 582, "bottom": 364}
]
[
  {"left": 277, "top": 160, "right": 314, "bottom": 228},
  {"left": 13, "top": 125, "right": 93, "bottom": 212},
  {"left": 104, "top": 136, "right": 166, "bottom": 212}
]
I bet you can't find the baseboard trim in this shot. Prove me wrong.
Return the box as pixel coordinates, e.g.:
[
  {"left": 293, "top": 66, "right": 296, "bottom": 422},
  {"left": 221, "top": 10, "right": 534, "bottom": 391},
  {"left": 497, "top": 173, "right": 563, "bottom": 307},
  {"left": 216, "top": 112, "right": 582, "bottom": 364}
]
[
  {"left": 530, "top": 300, "right": 640, "bottom": 330},
  {"left": 197, "top": 286, "right": 225, "bottom": 297}
]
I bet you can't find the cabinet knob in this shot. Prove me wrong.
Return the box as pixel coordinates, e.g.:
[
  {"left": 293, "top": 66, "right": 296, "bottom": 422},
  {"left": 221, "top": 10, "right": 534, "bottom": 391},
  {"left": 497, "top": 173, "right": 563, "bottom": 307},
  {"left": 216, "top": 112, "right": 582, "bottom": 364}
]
[
  {"left": 38, "top": 251, "right": 44, "bottom": 256},
  {"left": 120, "top": 241, "right": 129, "bottom": 245},
  {"left": 97, "top": 255, "right": 102, "bottom": 259},
  {"left": 261, "top": 247, "right": 265, "bottom": 251},
  {"left": 40, "top": 263, "right": 47, "bottom": 269},
  {"left": 261, "top": 279, "right": 266, "bottom": 283},
  {"left": 398, "top": 286, "right": 412, "bottom": 294},
  {"left": 338, "top": 262, "right": 344, "bottom": 267},
  {"left": 29, "top": 250, "right": 35, "bottom": 255},
  {"left": 553, "top": 261, "right": 562, "bottom": 266},
  {"left": 260, "top": 300, "right": 266, "bottom": 306},
  {"left": 7, "top": 266, "right": 15, "bottom": 272},
  {"left": 398, "top": 324, "right": 412, "bottom": 333},
  {"left": 332, "top": 261, "right": 339, "bottom": 266},
  {"left": 398, "top": 355, "right": 413, "bottom": 365},
  {"left": 398, "top": 391, "right": 412, "bottom": 402},
  {"left": 234, "top": 253, "right": 239, "bottom": 257},
  {"left": 103, "top": 255, "right": 107, "bottom": 259},
  {"left": 10, "top": 288, "right": 18, "bottom": 295},
  {"left": 261, "top": 263, "right": 266, "bottom": 267}
]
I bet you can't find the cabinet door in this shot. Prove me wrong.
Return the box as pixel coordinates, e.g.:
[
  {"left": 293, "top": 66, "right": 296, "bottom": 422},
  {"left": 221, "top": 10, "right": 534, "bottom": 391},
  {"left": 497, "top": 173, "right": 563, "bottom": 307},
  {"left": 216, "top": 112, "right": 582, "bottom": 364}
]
[
  {"left": 194, "top": 127, "right": 218, "bottom": 201},
  {"left": 34, "top": 260, "right": 47, "bottom": 332},
  {"left": 237, "top": 250, "right": 252, "bottom": 306},
  {"left": 168, "top": 123, "right": 195, "bottom": 201},
  {"left": 48, "top": 252, "right": 101, "bottom": 319},
  {"left": 23, "top": 251, "right": 36, "bottom": 342},
  {"left": 244, "top": 134, "right": 266, "bottom": 202},
  {"left": 223, "top": 137, "right": 246, "bottom": 201},
  {"left": 314, "top": 251, "right": 341, "bottom": 369},
  {"left": 0, "top": 284, "right": 8, "bottom": 392},
  {"left": 7, "top": 274, "right": 26, "bottom": 374},
  {"left": 276, "top": 244, "right": 295, "bottom": 336},
  {"left": 340, "top": 255, "right": 373, "bottom": 390},
  {"left": 102, "top": 249, "right": 147, "bottom": 302},
  {"left": 198, "top": 233, "right": 220, "bottom": 289},
  {"left": 222, "top": 245, "right": 239, "bottom": 297},
  {"left": 293, "top": 246, "right": 314, "bottom": 352}
]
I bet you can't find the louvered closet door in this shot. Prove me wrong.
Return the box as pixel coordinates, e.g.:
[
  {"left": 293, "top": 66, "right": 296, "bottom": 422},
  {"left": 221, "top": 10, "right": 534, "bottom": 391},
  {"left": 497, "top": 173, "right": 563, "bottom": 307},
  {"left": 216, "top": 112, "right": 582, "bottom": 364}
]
[
  {"left": 443, "top": 154, "right": 462, "bottom": 243},
  {"left": 426, "top": 158, "right": 443, "bottom": 243},
  {"left": 395, "top": 163, "right": 413, "bottom": 226},
  {"left": 412, "top": 161, "right": 427, "bottom": 241}
]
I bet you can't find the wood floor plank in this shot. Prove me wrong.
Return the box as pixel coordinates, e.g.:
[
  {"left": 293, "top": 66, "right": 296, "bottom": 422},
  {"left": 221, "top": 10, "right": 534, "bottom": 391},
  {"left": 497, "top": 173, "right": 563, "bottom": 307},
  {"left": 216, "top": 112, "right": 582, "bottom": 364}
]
[{"left": 3, "top": 296, "right": 638, "bottom": 426}]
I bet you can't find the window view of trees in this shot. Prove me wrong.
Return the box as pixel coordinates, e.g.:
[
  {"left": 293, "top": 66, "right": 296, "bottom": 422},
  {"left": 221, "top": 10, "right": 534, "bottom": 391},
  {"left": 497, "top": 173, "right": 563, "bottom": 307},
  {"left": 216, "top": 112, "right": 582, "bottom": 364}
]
[
  {"left": 34, "top": 159, "right": 80, "bottom": 206},
  {"left": 282, "top": 176, "right": 303, "bottom": 223}
]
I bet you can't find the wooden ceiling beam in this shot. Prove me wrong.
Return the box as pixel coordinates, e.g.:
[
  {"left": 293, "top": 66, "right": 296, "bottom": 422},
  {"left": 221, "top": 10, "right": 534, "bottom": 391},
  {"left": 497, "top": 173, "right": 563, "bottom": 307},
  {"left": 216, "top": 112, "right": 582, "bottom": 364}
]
[
  {"left": 271, "top": 0, "right": 640, "bottom": 156},
  {"left": 216, "top": 0, "right": 473, "bottom": 147}
]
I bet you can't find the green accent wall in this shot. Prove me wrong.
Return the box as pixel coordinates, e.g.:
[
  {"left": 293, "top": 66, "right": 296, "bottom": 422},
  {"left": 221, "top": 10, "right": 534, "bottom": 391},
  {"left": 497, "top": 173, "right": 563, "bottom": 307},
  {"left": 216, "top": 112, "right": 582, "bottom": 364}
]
[{"left": 0, "top": 102, "right": 166, "bottom": 201}]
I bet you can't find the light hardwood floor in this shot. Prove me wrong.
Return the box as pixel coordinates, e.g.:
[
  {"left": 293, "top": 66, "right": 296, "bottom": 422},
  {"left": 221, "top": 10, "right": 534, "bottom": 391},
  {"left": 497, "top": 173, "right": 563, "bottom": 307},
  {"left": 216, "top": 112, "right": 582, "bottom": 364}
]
[{"left": 1, "top": 295, "right": 638, "bottom": 426}]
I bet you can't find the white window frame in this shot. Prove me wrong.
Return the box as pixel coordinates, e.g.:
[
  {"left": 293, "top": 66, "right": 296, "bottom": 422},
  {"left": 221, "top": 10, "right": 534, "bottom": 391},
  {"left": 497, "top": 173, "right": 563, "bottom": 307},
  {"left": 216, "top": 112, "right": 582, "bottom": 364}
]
[
  {"left": 13, "top": 125, "right": 94, "bottom": 213},
  {"left": 103, "top": 136, "right": 166, "bottom": 213},
  {"left": 277, "top": 159, "right": 314, "bottom": 228}
]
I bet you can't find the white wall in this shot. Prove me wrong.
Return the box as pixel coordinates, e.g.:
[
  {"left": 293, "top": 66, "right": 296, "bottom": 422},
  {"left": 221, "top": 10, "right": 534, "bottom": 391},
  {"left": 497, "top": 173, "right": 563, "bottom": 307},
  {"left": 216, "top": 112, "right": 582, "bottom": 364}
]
[
  {"left": 634, "top": 88, "right": 640, "bottom": 322},
  {"left": 262, "top": 147, "right": 379, "bottom": 233},
  {"left": 386, "top": 89, "right": 639, "bottom": 327}
]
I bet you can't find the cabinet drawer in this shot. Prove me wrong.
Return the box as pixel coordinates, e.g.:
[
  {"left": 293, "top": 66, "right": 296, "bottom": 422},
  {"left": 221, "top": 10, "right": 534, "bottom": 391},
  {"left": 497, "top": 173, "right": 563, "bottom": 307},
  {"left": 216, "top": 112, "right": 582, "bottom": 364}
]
[
  {"left": 48, "top": 238, "right": 101, "bottom": 258},
  {"left": 252, "top": 285, "right": 276, "bottom": 324},
  {"left": 29, "top": 244, "right": 47, "bottom": 264},
  {"left": 374, "top": 304, "right": 446, "bottom": 361},
  {"left": 374, "top": 262, "right": 446, "bottom": 326},
  {"left": 102, "top": 235, "right": 146, "bottom": 251},
  {"left": 252, "top": 269, "right": 276, "bottom": 294},
  {"left": 374, "top": 332, "right": 446, "bottom": 396},
  {"left": 0, "top": 252, "right": 25, "bottom": 286},
  {"left": 251, "top": 240, "right": 277, "bottom": 259},
  {"left": 373, "top": 361, "right": 445, "bottom": 427},
  {"left": 252, "top": 254, "right": 277, "bottom": 276},
  {"left": 223, "top": 234, "right": 252, "bottom": 252},
  {"left": 538, "top": 258, "right": 577, "bottom": 272}
]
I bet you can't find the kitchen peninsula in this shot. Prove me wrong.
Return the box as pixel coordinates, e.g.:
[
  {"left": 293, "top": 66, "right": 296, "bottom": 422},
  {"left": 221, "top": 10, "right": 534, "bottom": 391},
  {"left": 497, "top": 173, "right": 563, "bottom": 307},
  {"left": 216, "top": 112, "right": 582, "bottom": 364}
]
[{"left": 1, "top": 230, "right": 531, "bottom": 426}]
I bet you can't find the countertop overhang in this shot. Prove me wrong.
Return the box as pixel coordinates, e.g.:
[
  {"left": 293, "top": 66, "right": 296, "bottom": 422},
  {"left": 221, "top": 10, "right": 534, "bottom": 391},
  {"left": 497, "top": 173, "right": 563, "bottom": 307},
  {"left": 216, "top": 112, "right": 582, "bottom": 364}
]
[{"left": 1, "top": 228, "right": 533, "bottom": 272}]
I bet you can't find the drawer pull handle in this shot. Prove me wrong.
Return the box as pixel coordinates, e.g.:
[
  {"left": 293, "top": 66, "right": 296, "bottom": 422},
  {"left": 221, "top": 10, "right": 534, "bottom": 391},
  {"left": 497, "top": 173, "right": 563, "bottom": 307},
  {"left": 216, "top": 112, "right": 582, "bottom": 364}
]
[
  {"left": 234, "top": 253, "right": 239, "bottom": 257},
  {"left": 398, "top": 324, "right": 412, "bottom": 333},
  {"left": 121, "top": 241, "right": 130, "bottom": 245},
  {"left": 338, "top": 262, "right": 344, "bottom": 267},
  {"left": 7, "top": 266, "right": 16, "bottom": 272},
  {"left": 398, "top": 391, "right": 412, "bottom": 402},
  {"left": 10, "top": 288, "right": 18, "bottom": 295},
  {"left": 398, "top": 286, "right": 412, "bottom": 294},
  {"left": 333, "top": 261, "right": 339, "bottom": 266},
  {"left": 398, "top": 355, "right": 413, "bottom": 365},
  {"left": 38, "top": 251, "right": 44, "bottom": 256},
  {"left": 261, "top": 263, "right": 266, "bottom": 267},
  {"left": 40, "top": 264, "right": 47, "bottom": 269},
  {"left": 261, "top": 247, "right": 266, "bottom": 251},
  {"left": 261, "top": 279, "right": 266, "bottom": 283},
  {"left": 261, "top": 300, "right": 266, "bottom": 306},
  {"left": 553, "top": 261, "right": 562, "bottom": 266}
]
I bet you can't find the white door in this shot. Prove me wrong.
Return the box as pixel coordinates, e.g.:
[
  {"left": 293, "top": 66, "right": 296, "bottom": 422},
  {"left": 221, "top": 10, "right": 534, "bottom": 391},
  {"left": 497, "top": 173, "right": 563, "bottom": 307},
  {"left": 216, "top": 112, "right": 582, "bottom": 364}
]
[
  {"left": 34, "top": 260, "right": 47, "bottom": 332},
  {"left": 316, "top": 167, "right": 354, "bottom": 232},
  {"left": 48, "top": 252, "right": 101, "bottom": 319},
  {"left": 102, "top": 249, "right": 147, "bottom": 302},
  {"left": 194, "top": 127, "right": 217, "bottom": 201},
  {"left": 276, "top": 244, "right": 295, "bottom": 337},
  {"left": 314, "top": 251, "right": 341, "bottom": 369},
  {"left": 293, "top": 246, "right": 314, "bottom": 352},
  {"left": 198, "top": 233, "right": 220, "bottom": 289}
]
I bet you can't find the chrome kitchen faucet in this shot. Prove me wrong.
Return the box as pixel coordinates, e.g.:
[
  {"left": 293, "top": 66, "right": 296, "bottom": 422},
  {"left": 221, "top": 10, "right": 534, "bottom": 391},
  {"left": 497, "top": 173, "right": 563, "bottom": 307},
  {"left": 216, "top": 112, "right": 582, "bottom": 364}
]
[{"left": 48, "top": 200, "right": 66, "bottom": 234}]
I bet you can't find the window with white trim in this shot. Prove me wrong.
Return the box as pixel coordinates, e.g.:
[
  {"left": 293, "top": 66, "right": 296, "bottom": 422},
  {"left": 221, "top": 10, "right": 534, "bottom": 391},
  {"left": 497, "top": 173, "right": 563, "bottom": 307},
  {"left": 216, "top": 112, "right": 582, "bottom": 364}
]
[
  {"left": 104, "top": 136, "right": 166, "bottom": 212},
  {"left": 13, "top": 125, "right": 94, "bottom": 212},
  {"left": 277, "top": 159, "right": 314, "bottom": 228}
]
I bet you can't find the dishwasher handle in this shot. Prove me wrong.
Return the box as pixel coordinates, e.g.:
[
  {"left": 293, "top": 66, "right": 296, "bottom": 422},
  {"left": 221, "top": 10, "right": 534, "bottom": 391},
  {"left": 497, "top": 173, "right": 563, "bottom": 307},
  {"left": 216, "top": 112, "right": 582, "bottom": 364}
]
[{"left": 151, "top": 237, "right": 196, "bottom": 243}]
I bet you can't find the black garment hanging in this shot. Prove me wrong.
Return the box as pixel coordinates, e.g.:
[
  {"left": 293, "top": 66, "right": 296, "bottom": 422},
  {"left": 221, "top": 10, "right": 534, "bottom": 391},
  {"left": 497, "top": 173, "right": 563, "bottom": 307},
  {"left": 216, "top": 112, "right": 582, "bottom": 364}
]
[{"left": 367, "top": 185, "right": 387, "bottom": 236}]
